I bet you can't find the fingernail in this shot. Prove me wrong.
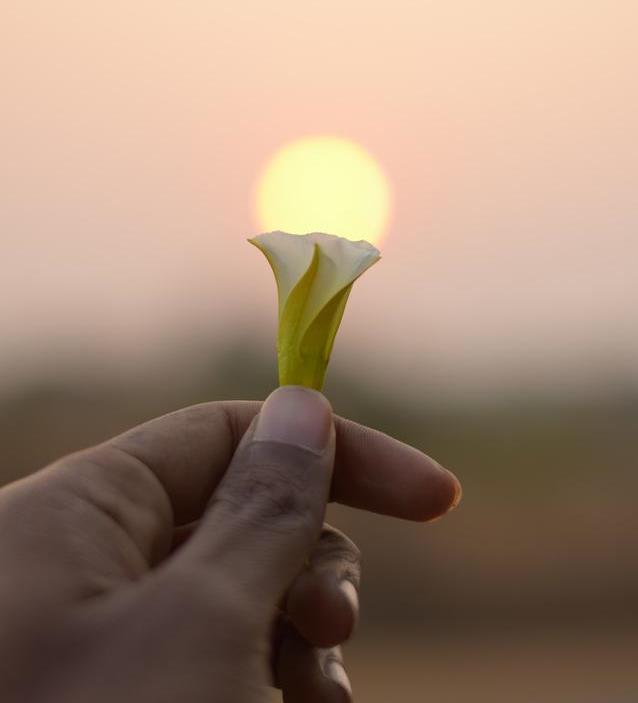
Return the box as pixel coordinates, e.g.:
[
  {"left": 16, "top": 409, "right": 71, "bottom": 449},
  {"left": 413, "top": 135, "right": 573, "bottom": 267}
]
[
  {"left": 254, "top": 386, "right": 333, "bottom": 454},
  {"left": 449, "top": 472, "right": 463, "bottom": 510},
  {"left": 434, "top": 460, "right": 462, "bottom": 512},
  {"left": 339, "top": 580, "right": 359, "bottom": 626},
  {"left": 324, "top": 659, "right": 352, "bottom": 697}
]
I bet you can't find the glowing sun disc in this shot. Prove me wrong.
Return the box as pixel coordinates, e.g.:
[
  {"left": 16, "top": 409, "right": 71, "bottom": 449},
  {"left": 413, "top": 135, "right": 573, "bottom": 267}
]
[{"left": 255, "top": 136, "right": 391, "bottom": 246}]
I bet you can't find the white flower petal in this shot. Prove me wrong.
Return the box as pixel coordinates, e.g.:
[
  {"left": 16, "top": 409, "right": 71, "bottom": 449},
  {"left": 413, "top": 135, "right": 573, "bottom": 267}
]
[{"left": 250, "top": 231, "right": 380, "bottom": 389}]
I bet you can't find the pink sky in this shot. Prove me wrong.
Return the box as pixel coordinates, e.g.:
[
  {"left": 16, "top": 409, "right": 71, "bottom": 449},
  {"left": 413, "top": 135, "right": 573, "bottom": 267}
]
[{"left": 1, "top": 1, "right": 637, "bottom": 395}]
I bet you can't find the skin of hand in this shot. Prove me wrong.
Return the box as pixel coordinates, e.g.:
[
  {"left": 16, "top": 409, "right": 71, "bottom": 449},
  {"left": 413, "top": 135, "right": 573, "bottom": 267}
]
[{"left": 0, "top": 386, "right": 461, "bottom": 703}]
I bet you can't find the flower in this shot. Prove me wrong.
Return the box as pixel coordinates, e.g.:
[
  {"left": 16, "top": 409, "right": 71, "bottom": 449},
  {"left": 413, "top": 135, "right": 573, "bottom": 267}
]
[{"left": 249, "top": 231, "right": 381, "bottom": 390}]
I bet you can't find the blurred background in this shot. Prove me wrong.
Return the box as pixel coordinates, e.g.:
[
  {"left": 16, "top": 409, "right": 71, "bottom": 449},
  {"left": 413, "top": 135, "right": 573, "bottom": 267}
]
[{"left": 1, "top": 1, "right": 637, "bottom": 701}]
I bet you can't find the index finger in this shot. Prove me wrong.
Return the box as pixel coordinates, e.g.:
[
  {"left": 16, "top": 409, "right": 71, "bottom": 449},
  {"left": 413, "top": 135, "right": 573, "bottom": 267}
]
[{"left": 110, "top": 400, "right": 461, "bottom": 525}]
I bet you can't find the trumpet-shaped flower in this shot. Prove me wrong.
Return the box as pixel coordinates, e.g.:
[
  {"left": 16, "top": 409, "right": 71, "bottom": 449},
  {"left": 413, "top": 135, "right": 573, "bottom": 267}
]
[{"left": 250, "top": 231, "right": 381, "bottom": 390}]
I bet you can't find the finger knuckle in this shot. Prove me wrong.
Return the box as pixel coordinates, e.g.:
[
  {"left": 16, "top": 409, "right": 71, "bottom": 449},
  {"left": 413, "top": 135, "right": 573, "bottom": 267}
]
[
  {"left": 316, "top": 528, "right": 362, "bottom": 582},
  {"left": 215, "top": 461, "right": 317, "bottom": 541},
  {"left": 321, "top": 526, "right": 361, "bottom": 559}
]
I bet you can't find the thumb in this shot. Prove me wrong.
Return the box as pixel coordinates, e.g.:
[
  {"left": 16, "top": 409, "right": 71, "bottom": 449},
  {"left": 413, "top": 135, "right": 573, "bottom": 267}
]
[{"left": 177, "top": 386, "right": 335, "bottom": 611}]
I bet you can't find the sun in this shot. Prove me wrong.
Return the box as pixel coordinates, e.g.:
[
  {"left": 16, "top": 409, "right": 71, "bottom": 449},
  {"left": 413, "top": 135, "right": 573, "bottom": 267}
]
[{"left": 255, "top": 136, "right": 391, "bottom": 246}]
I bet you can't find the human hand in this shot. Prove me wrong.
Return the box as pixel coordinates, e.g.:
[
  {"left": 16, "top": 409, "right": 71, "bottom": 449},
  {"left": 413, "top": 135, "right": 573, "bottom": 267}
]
[{"left": 0, "top": 386, "right": 461, "bottom": 703}]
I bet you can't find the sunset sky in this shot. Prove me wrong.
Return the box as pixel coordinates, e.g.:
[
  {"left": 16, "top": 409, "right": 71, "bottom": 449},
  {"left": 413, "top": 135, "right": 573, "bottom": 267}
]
[{"left": 2, "top": 1, "right": 636, "bottom": 396}]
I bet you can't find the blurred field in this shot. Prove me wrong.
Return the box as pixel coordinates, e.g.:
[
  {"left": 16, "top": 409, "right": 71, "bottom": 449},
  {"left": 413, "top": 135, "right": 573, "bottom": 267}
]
[
  {"left": 1, "top": 342, "right": 637, "bottom": 700},
  {"left": 343, "top": 625, "right": 638, "bottom": 702}
]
